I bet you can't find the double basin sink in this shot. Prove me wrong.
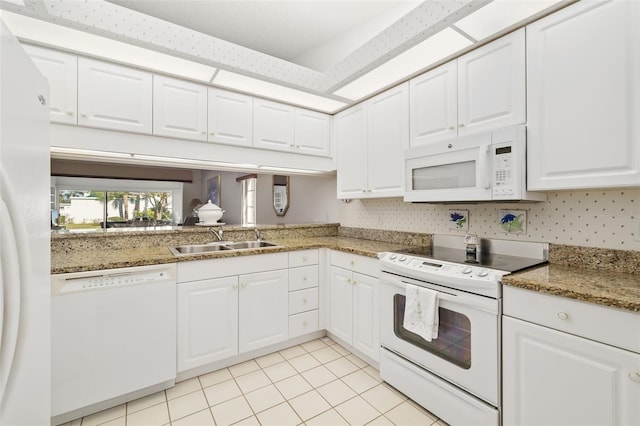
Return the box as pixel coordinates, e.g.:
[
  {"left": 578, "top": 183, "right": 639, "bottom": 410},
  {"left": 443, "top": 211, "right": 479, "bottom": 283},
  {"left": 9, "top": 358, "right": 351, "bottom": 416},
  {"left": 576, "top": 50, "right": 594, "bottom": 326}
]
[{"left": 170, "top": 240, "right": 280, "bottom": 256}]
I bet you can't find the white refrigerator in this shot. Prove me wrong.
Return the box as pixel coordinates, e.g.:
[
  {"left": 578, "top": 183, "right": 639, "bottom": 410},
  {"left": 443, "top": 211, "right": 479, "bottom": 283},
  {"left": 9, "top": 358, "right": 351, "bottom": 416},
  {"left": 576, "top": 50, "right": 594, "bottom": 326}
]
[{"left": 0, "top": 16, "right": 51, "bottom": 426}]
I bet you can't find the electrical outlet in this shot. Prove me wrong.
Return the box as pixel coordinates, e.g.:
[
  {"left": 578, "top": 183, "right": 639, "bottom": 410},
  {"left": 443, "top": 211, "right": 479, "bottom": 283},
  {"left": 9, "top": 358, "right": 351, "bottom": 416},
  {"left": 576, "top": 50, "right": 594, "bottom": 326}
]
[{"left": 634, "top": 217, "right": 640, "bottom": 242}]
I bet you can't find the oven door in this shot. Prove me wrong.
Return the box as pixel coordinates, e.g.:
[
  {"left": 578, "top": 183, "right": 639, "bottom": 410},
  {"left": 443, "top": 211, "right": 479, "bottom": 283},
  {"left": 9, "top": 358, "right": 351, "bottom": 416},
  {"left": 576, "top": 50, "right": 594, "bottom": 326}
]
[{"left": 380, "top": 271, "right": 500, "bottom": 406}]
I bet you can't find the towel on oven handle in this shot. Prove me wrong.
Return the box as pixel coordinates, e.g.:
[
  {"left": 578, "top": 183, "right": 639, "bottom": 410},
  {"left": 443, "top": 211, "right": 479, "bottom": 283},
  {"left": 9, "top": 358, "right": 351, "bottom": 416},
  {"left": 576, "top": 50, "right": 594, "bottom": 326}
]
[{"left": 403, "top": 284, "right": 439, "bottom": 342}]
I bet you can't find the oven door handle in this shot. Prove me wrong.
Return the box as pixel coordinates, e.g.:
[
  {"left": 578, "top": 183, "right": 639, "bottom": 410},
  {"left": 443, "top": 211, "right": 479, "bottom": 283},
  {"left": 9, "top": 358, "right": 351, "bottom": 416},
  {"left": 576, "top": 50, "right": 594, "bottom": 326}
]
[{"left": 381, "top": 276, "right": 499, "bottom": 314}]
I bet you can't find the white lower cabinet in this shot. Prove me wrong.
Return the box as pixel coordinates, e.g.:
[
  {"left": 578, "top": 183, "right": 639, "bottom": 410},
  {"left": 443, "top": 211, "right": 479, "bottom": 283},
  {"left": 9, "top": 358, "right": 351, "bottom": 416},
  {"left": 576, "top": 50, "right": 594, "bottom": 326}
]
[
  {"left": 328, "top": 251, "right": 379, "bottom": 362},
  {"left": 503, "top": 287, "right": 640, "bottom": 425}
]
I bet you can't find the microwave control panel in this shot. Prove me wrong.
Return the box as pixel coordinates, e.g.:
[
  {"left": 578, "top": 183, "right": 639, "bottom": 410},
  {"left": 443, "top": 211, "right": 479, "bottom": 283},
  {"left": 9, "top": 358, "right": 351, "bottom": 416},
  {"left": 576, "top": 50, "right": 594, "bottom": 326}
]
[{"left": 493, "top": 145, "right": 515, "bottom": 197}]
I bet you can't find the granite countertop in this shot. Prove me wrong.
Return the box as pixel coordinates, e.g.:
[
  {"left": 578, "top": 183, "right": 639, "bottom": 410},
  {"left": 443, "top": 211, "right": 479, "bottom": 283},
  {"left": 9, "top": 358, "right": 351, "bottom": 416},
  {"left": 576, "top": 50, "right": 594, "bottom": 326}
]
[
  {"left": 50, "top": 236, "right": 412, "bottom": 275},
  {"left": 502, "top": 264, "right": 640, "bottom": 313}
]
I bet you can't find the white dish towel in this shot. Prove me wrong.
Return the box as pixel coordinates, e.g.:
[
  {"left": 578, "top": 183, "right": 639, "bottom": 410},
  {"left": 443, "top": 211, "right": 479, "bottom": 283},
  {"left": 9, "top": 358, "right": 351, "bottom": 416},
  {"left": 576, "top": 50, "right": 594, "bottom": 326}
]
[{"left": 403, "top": 284, "right": 439, "bottom": 342}]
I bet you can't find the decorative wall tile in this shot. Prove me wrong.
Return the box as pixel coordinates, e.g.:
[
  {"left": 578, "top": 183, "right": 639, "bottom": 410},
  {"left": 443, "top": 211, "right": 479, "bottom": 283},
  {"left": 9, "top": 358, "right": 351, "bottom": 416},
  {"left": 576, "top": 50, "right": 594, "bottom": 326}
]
[{"left": 337, "top": 190, "right": 640, "bottom": 251}]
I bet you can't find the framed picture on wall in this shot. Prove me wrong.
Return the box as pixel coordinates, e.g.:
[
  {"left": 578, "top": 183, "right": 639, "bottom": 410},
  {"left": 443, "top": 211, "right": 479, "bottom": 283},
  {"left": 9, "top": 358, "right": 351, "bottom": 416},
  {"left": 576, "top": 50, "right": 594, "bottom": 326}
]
[{"left": 207, "top": 175, "right": 221, "bottom": 206}]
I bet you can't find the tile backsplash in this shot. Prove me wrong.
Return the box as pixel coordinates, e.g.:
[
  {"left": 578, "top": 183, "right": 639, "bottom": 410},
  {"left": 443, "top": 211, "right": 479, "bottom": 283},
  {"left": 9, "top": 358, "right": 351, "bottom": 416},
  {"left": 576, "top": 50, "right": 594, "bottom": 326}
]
[{"left": 337, "top": 189, "right": 640, "bottom": 251}]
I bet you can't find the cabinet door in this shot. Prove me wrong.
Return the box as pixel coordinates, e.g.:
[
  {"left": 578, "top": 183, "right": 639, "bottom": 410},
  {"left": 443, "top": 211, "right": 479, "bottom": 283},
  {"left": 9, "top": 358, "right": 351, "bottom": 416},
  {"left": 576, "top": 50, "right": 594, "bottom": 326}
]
[
  {"left": 239, "top": 269, "right": 289, "bottom": 353},
  {"left": 294, "top": 108, "right": 331, "bottom": 157},
  {"left": 328, "top": 266, "right": 353, "bottom": 343},
  {"left": 253, "top": 99, "right": 295, "bottom": 152},
  {"left": 457, "top": 28, "right": 525, "bottom": 136},
  {"left": 177, "top": 277, "right": 239, "bottom": 372},
  {"left": 208, "top": 88, "right": 253, "bottom": 147},
  {"left": 22, "top": 44, "right": 77, "bottom": 125},
  {"left": 352, "top": 272, "right": 379, "bottom": 362},
  {"left": 503, "top": 316, "right": 640, "bottom": 426},
  {"left": 153, "top": 75, "right": 207, "bottom": 141},
  {"left": 77, "top": 57, "right": 152, "bottom": 134},
  {"left": 335, "top": 104, "right": 368, "bottom": 199},
  {"left": 367, "top": 83, "right": 409, "bottom": 197},
  {"left": 526, "top": 0, "right": 640, "bottom": 190},
  {"left": 410, "top": 61, "right": 457, "bottom": 146}
]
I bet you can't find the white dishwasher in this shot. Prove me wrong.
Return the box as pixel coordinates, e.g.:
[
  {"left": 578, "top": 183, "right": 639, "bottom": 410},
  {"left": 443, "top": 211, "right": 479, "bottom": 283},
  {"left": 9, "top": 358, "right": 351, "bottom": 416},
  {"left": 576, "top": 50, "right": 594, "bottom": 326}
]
[{"left": 51, "top": 263, "right": 177, "bottom": 423}]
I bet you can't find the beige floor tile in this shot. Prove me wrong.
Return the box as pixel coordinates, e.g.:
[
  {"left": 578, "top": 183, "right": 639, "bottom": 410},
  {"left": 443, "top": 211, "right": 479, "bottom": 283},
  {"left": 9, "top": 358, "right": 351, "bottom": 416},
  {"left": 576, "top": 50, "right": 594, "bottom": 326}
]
[
  {"left": 342, "top": 369, "right": 380, "bottom": 394},
  {"left": 310, "top": 346, "right": 342, "bottom": 364},
  {"left": 301, "top": 339, "right": 328, "bottom": 353},
  {"left": 305, "top": 408, "right": 350, "bottom": 426},
  {"left": 320, "top": 337, "right": 336, "bottom": 346},
  {"left": 363, "top": 365, "right": 382, "bottom": 381},
  {"left": 232, "top": 415, "right": 261, "bottom": 425},
  {"left": 235, "top": 369, "right": 271, "bottom": 394},
  {"left": 228, "top": 359, "right": 260, "bottom": 377},
  {"left": 199, "top": 368, "right": 233, "bottom": 388},
  {"left": 366, "top": 415, "right": 395, "bottom": 425},
  {"left": 127, "top": 391, "right": 166, "bottom": 414},
  {"left": 203, "top": 379, "right": 242, "bottom": 406},
  {"left": 81, "top": 404, "right": 126, "bottom": 426},
  {"left": 210, "top": 395, "right": 253, "bottom": 426},
  {"left": 335, "top": 396, "right": 379, "bottom": 426},
  {"left": 279, "top": 345, "right": 306, "bottom": 360},
  {"left": 288, "top": 353, "right": 321, "bottom": 373},
  {"left": 125, "top": 402, "right": 170, "bottom": 426},
  {"left": 256, "top": 351, "right": 286, "bottom": 368},
  {"left": 301, "top": 365, "right": 338, "bottom": 388},
  {"left": 263, "top": 360, "right": 298, "bottom": 382},
  {"left": 316, "top": 380, "right": 357, "bottom": 407},
  {"left": 274, "top": 374, "right": 313, "bottom": 400},
  {"left": 345, "top": 354, "right": 368, "bottom": 368},
  {"left": 361, "top": 383, "right": 406, "bottom": 414},
  {"left": 256, "top": 402, "right": 302, "bottom": 426},
  {"left": 100, "top": 417, "right": 126, "bottom": 426},
  {"left": 289, "top": 389, "right": 331, "bottom": 421},
  {"left": 167, "top": 390, "right": 209, "bottom": 421},
  {"left": 170, "top": 408, "right": 215, "bottom": 426},
  {"left": 244, "top": 384, "right": 285, "bottom": 413},
  {"left": 324, "top": 357, "right": 359, "bottom": 378},
  {"left": 166, "top": 378, "right": 202, "bottom": 400},
  {"left": 332, "top": 344, "right": 351, "bottom": 356},
  {"left": 385, "top": 401, "right": 438, "bottom": 426}
]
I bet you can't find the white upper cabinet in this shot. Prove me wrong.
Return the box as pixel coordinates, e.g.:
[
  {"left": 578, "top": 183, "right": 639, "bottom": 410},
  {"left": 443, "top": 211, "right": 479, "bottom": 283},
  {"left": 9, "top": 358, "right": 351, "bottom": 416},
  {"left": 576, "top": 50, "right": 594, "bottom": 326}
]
[
  {"left": 153, "top": 75, "right": 207, "bottom": 141},
  {"left": 527, "top": 0, "right": 640, "bottom": 190},
  {"left": 207, "top": 88, "right": 253, "bottom": 147},
  {"left": 22, "top": 44, "right": 77, "bottom": 125},
  {"left": 78, "top": 57, "right": 152, "bottom": 134},
  {"left": 336, "top": 83, "right": 409, "bottom": 199},
  {"left": 253, "top": 98, "right": 295, "bottom": 152},
  {"left": 410, "top": 61, "right": 457, "bottom": 146},
  {"left": 409, "top": 29, "right": 525, "bottom": 147},
  {"left": 457, "top": 28, "right": 525, "bottom": 136},
  {"left": 294, "top": 109, "right": 331, "bottom": 157}
]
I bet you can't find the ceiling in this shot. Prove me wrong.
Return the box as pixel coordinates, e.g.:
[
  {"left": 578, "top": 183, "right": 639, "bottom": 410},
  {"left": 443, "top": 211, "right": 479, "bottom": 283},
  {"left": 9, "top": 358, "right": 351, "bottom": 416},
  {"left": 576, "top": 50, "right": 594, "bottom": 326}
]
[{"left": 0, "top": 0, "right": 569, "bottom": 112}]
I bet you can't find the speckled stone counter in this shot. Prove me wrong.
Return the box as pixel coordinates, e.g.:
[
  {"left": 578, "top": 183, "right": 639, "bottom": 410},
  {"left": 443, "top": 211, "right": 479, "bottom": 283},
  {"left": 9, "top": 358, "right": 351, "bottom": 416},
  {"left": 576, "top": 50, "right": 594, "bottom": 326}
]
[
  {"left": 503, "top": 245, "right": 640, "bottom": 313},
  {"left": 51, "top": 224, "right": 430, "bottom": 274}
]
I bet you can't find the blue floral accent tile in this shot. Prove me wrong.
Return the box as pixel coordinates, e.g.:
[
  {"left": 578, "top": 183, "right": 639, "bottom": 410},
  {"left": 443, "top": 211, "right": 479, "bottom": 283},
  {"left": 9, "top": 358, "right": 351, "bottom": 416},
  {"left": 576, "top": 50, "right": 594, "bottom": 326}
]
[
  {"left": 499, "top": 209, "right": 526, "bottom": 234},
  {"left": 448, "top": 210, "right": 469, "bottom": 231}
]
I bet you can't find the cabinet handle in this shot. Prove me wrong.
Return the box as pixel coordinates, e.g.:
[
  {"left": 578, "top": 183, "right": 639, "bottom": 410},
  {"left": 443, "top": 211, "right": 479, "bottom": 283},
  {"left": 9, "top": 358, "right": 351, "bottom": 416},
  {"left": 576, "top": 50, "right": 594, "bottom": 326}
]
[
  {"left": 629, "top": 373, "right": 640, "bottom": 383},
  {"left": 557, "top": 312, "right": 569, "bottom": 320}
]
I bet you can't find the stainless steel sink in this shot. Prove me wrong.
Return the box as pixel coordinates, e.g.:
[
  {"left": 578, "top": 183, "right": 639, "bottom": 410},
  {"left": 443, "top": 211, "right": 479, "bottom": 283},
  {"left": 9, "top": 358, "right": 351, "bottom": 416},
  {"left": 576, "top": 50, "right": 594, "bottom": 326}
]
[
  {"left": 170, "top": 241, "right": 280, "bottom": 256},
  {"left": 170, "top": 244, "right": 232, "bottom": 256},
  {"left": 224, "top": 241, "right": 280, "bottom": 250}
]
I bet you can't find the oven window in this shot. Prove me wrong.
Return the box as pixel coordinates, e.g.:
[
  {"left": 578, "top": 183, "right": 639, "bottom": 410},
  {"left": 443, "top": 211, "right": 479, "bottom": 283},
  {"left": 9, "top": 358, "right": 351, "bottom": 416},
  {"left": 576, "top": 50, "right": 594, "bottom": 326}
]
[{"left": 393, "top": 294, "right": 471, "bottom": 369}]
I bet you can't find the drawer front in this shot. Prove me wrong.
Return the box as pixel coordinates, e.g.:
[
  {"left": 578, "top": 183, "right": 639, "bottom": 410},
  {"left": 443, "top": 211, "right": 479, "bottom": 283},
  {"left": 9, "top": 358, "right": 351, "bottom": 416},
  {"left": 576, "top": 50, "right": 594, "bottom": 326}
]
[
  {"left": 504, "top": 286, "right": 640, "bottom": 353},
  {"left": 330, "top": 250, "right": 380, "bottom": 277},
  {"left": 289, "top": 310, "right": 319, "bottom": 338},
  {"left": 289, "top": 265, "right": 319, "bottom": 291},
  {"left": 177, "top": 253, "right": 288, "bottom": 283},
  {"left": 289, "top": 288, "right": 319, "bottom": 315},
  {"left": 289, "top": 249, "right": 319, "bottom": 268}
]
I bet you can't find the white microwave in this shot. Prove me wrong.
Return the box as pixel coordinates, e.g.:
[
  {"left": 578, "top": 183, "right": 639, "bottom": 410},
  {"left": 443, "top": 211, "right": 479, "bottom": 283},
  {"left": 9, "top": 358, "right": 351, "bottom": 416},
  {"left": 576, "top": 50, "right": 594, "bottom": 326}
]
[{"left": 404, "top": 126, "right": 546, "bottom": 203}]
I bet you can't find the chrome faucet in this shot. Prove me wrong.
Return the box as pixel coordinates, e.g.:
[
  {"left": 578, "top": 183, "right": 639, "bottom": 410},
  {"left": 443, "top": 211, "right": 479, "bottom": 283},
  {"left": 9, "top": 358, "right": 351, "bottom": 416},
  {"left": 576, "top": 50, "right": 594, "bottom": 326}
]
[
  {"left": 209, "top": 226, "right": 224, "bottom": 241},
  {"left": 254, "top": 227, "right": 261, "bottom": 241}
]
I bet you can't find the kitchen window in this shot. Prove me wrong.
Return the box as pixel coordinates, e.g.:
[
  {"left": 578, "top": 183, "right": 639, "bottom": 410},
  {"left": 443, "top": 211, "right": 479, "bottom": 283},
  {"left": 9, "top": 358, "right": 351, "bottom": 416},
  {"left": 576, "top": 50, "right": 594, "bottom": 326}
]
[{"left": 52, "top": 177, "right": 183, "bottom": 230}]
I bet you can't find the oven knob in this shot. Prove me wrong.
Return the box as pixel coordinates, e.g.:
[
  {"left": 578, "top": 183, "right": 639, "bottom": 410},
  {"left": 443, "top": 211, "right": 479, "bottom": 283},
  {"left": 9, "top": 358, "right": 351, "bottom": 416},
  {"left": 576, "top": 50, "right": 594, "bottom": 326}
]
[
  {"left": 462, "top": 266, "right": 473, "bottom": 274},
  {"left": 477, "top": 269, "right": 489, "bottom": 277},
  {"left": 389, "top": 254, "right": 397, "bottom": 260},
  {"left": 399, "top": 256, "right": 407, "bottom": 262}
]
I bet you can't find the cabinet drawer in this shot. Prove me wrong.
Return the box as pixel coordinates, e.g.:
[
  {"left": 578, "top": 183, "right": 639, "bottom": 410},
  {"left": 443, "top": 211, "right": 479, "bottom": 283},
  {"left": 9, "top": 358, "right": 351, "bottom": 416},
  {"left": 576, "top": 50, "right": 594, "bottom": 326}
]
[
  {"left": 289, "top": 265, "right": 319, "bottom": 291},
  {"left": 504, "top": 286, "right": 640, "bottom": 353},
  {"left": 289, "top": 310, "right": 319, "bottom": 338},
  {"left": 330, "top": 250, "right": 379, "bottom": 277},
  {"left": 289, "top": 288, "right": 318, "bottom": 315},
  {"left": 289, "top": 249, "right": 319, "bottom": 268}
]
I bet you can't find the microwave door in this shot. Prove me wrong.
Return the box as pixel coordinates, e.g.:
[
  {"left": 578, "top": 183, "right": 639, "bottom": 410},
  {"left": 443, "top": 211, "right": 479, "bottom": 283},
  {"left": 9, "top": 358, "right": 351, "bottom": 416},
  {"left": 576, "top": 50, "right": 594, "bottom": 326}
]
[{"left": 404, "top": 137, "right": 492, "bottom": 202}]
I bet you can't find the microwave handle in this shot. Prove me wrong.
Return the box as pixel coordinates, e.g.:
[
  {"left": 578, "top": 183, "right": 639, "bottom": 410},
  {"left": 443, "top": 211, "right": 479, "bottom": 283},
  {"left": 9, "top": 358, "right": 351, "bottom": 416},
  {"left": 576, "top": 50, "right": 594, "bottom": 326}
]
[{"left": 479, "top": 144, "right": 491, "bottom": 189}]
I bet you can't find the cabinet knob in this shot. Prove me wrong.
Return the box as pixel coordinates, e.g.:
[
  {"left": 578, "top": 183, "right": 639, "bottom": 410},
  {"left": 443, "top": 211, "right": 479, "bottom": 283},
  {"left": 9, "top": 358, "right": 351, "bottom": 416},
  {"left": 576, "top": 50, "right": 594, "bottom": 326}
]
[
  {"left": 350, "top": 261, "right": 355, "bottom": 267},
  {"left": 303, "top": 321, "right": 308, "bottom": 327},
  {"left": 201, "top": 131, "right": 206, "bottom": 135},
  {"left": 629, "top": 373, "right": 640, "bottom": 383},
  {"left": 557, "top": 312, "right": 569, "bottom": 320},
  {"left": 233, "top": 284, "right": 238, "bottom": 289},
  {"left": 448, "top": 126, "right": 454, "bottom": 131},
  {"left": 352, "top": 280, "right": 357, "bottom": 285},
  {"left": 290, "top": 144, "right": 295, "bottom": 147},
  {"left": 296, "top": 145, "right": 301, "bottom": 148},
  {"left": 347, "top": 278, "right": 352, "bottom": 284},
  {"left": 303, "top": 298, "right": 308, "bottom": 304},
  {"left": 303, "top": 276, "right": 308, "bottom": 281},
  {"left": 302, "top": 256, "right": 308, "bottom": 262},
  {"left": 458, "top": 123, "right": 464, "bottom": 127},
  {"left": 80, "top": 113, "right": 87, "bottom": 118},
  {"left": 67, "top": 111, "right": 74, "bottom": 116},
  {"left": 241, "top": 283, "right": 247, "bottom": 288}
]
